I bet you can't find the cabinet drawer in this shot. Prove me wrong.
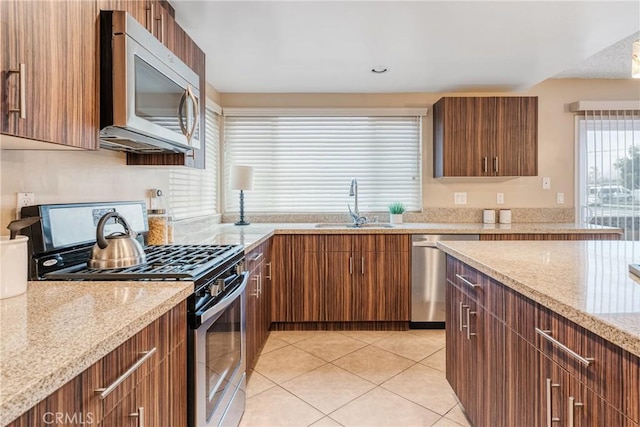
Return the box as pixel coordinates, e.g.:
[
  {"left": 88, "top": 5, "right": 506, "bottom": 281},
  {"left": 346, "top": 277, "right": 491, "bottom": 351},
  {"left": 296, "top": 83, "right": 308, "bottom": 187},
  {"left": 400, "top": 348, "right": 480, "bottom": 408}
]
[
  {"left": 446, "top": 256, "right": 504, "bottom": 319},
  {"left": 534, "top": 310, "right": 624, "bottom": 416},
  {"left": 246, "top": 245, "right": 265, "bottom": 273}
]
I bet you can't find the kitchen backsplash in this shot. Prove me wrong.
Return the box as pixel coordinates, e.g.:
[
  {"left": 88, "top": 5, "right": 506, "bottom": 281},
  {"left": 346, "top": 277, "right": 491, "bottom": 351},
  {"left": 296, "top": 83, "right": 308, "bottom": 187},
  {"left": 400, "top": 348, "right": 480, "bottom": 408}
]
[{"left": 221, "top": 208, "right": 575, "bottom": 224}]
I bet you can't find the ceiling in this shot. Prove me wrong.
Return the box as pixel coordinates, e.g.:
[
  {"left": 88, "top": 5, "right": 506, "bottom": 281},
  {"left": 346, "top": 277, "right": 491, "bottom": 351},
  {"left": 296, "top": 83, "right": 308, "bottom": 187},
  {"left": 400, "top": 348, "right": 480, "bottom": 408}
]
[{"left": 174, "top": 1, "right": 640, "bottom": 93}]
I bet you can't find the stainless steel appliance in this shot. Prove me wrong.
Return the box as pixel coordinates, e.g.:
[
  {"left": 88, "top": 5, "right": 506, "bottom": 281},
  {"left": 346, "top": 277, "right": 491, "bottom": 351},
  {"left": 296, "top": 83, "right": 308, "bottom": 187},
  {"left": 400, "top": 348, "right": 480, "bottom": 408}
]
[
  {"left": 20, "top": 201, "right": 247, "bottom": 427},
  {"left": 411, "top": 234, "right": 479, "bottom": 328},
  {"left": 99, "top": 10, "right": 201, "bottom": 154}
]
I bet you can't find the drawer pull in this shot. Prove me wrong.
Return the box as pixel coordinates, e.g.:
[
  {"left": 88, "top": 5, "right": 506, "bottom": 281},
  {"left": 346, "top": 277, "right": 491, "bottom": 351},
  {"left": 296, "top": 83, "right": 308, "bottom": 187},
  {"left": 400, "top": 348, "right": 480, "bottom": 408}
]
[
  {"left": 459, "top": 301, "right": 465, "bottom": 332},
  {"left": 95, "top": 348, "right": 157, "bottom": 399},
  {"left": 568, "top": 396, "right": 584, "bottom": 427},
  {"left": 455, "top": 274, "right": 479, "bottom": 289},
  {"left": 130, "top": 406, "right": 145, "bottom": 427},
  {"left": 545, "top": 378, "right": 560, "bottom": 427},
  {"left": 535, "top": 328, "right": 594, "bottom": 367},
  {"left": 249, "top": 252, "right": 263, "bottom": 262}
]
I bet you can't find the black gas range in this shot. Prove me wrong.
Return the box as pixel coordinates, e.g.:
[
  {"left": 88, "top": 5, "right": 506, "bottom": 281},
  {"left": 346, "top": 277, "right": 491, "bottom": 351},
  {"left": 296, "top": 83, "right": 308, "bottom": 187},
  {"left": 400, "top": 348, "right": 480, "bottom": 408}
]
[{"left": 20, "top": 201, "right": 249, "bottom": 427}]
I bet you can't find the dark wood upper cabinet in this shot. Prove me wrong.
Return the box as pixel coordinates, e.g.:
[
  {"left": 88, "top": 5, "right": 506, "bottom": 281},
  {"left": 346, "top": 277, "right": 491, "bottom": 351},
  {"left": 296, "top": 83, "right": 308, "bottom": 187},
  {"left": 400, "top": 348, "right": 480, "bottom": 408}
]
[
  {"left": 433, "top": 96, "right": 538, "bottom": 177},
  {"left": 1, "top": 0, "right": 99, "bottom": 149}
]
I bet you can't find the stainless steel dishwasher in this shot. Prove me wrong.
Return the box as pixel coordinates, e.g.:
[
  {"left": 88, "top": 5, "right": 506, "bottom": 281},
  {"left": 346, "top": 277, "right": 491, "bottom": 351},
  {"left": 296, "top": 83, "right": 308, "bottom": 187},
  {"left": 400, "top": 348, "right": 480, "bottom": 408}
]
[{"left": 411, "top": 234, "right": 479, "bottom": 328}]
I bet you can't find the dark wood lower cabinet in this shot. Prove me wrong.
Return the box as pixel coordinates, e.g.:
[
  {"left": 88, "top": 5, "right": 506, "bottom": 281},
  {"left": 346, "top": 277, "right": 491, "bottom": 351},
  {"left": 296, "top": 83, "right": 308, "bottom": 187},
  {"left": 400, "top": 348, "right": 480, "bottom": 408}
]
[
  {"left": 448, "top": 255, "right": 638, "bottom": 427},
  {"left": 246, "top": 239, "right": 272, "bottom": 374},
  {"left": 272, "top": 234, "right": 410, "bottom": 325},
  {"left": 7, "top": 302, "right": 187, "bottom": 427}
]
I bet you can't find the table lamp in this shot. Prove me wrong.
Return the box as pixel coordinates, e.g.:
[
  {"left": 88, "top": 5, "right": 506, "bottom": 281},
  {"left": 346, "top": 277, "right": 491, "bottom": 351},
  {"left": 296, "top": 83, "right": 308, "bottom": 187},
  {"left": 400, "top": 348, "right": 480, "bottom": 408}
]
[{"left": 229, "top": 165, "right": 254, "bottom": 226}]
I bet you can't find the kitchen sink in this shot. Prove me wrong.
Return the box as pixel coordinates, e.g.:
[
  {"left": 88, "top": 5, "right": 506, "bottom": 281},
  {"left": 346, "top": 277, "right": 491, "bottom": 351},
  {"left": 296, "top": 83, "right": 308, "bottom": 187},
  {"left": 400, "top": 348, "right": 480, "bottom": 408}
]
[{"left": 314, "top": 223, "right": 395, "bottom": 228}]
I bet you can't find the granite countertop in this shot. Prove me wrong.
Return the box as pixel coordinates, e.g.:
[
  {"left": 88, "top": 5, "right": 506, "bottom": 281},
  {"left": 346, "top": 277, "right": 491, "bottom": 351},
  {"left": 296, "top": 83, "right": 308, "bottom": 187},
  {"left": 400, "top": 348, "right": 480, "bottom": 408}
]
[
  {"left": 436, "top": 240, "right": 640, "bottom": 357},
  {"left": 177, "top": 222, "right": 621, "bottom": 252},
  {"left": 0, "top": 280, "right": 193, "bottom": 426}
]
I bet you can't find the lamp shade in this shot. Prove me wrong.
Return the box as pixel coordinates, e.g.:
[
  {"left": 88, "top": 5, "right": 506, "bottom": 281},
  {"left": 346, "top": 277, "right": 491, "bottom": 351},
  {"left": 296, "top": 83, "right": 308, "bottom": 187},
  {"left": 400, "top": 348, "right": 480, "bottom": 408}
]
[{"left": 229, "top": 165, "right": 254, "bottom": 190}]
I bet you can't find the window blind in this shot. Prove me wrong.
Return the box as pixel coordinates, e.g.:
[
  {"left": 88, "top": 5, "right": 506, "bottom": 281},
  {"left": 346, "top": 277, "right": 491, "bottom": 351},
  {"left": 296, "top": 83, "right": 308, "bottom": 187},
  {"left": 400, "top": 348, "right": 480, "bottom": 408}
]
[
  {"left": 168, "top": 105, "right": 219, "bottom": 220},
  {"left": 223, "top": 115, "right": 422, "bottom": 213},
  {"left": 577, "top": 110, "right": 639, "bottom": 241}
]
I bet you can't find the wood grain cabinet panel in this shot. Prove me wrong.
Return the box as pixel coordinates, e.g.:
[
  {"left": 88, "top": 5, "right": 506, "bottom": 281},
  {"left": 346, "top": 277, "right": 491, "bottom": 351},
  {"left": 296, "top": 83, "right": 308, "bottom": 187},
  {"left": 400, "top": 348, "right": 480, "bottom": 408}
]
[
  {"left": 271, "top": 234, "right": 410, "bottom": 325},
  {"left": 479, "top": 233, "right": 622, "bottom": 241},
  {"left": 1, "top": 0, "right": 98, "bottom": 149},
  {"left": 246, "top": 240, "right": 273, "bottom": 372},
  {"left": 7, "top": 301, "right": 187, "bottom": 427},
  {"left": 433, "top": 96, "right": 537, "bottom": 177}
]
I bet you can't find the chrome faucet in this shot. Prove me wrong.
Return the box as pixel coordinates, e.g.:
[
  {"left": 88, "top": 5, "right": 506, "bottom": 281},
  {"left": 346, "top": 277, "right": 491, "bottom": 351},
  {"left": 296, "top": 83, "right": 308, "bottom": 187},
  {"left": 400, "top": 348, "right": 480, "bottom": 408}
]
[{"left": 348, "top": 178, "right": 367, "bottom": 225}]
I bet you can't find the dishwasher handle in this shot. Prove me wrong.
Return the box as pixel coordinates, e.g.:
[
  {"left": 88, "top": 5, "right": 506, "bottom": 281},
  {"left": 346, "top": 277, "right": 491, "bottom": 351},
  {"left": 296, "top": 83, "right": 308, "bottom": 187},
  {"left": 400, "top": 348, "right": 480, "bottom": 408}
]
[{"left": 412, "top": 241, "right": 438, "bottom": 248}]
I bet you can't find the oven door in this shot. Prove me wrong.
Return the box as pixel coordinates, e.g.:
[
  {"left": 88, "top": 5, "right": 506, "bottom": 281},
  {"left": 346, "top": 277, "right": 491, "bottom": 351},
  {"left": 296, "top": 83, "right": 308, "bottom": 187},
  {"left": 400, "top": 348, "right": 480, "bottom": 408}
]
[{"left": 192, "top": 272, "right": 248, "bottom": 427}]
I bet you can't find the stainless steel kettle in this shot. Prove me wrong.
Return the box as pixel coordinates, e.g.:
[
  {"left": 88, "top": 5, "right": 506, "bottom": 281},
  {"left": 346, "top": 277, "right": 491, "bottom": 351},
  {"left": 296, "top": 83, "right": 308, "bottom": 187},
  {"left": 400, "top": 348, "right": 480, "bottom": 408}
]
[{"left": 88, "top": 212, "right": 146, "bottom": 269}]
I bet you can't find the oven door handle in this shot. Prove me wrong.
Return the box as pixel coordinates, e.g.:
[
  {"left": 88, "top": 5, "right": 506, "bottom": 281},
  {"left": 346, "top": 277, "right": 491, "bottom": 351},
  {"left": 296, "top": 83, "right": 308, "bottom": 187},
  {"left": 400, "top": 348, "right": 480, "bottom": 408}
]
[{"left": 196, "top": 271, "right": 249, "bottom": 325}]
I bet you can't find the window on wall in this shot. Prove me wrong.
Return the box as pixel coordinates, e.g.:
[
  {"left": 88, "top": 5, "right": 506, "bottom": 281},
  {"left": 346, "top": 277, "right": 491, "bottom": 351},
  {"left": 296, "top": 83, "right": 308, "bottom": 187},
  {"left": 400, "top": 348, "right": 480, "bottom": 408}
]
[
  {"left": 168, "top": 102, "right": 220, "bottom": 220},
  {"left": 223, "top": 111, "right": 423, "bottom": 213},
  {"left": 577, "top": 109, "right": 640, "bottom": 241}
]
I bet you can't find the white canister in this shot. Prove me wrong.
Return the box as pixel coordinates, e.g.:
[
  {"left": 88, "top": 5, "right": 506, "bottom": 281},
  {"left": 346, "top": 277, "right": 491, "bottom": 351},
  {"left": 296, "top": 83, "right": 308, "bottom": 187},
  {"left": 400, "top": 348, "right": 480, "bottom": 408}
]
[
  {"left": 0, "top": 236, "right": 28, "bottom": 299},
  {"left": 483, "top": 209, "right": 496, "bottom": 224},
  {"left": 389, "top": 214, "right": 403, "bottom": 224},
  {"left": 499, "top": 209, "right": 512, "bottom": 224}
]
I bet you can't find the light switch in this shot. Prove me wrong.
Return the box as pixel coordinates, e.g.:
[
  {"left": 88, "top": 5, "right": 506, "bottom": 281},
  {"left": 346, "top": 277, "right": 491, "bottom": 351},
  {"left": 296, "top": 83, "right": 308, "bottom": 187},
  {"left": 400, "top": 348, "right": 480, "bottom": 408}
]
[
  {"left": 497, "top": 193, "right": 504, "bottom": 204},
  {"left": 454, "top": 192, "right": 467, "bottom": 205},
  {"left": 543, "top": 177, "right": 551, "bottom": 190},
  {"left": 556, "top": 192, "right": 564, "bottom": 204}
]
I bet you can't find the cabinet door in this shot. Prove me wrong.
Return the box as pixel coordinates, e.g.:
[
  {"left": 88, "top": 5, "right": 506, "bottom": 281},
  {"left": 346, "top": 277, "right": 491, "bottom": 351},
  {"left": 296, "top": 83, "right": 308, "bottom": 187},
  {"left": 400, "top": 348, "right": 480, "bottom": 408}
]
[
  {"left": 505, "top": 329, "right": 540, "bottom": 426},
  {"left": 1, "top": 0, "right": 98, "bottom": 149},
  {"left": 495, "top": 97, "right": 537, "bottom": 176},
  {"left": 357, "top": 250, "right": 410, "bottom": 321},
  {"left": 433, "top": 97, "right": 484, "bottom": 177},
  {"left": 446, "top": 283, "right": 481, "bottom": 425},
  {"left": 321, "top": 251, "right": 352, "bottom": 321}
]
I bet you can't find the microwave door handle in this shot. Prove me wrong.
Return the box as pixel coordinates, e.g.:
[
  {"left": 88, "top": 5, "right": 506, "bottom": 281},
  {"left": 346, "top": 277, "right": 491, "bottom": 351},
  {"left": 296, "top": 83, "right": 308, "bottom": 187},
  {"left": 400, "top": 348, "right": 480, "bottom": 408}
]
[
  {"left": 186, "top": 86, "right": 199, "bottom": 144},
  {"left": 178, "top": 89, "right": 188, "bottom": 137}
]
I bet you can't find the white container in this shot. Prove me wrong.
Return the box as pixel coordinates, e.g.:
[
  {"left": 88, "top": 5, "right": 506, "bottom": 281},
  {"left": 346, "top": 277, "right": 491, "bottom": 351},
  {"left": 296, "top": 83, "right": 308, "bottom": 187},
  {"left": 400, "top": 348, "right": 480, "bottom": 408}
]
[
  {"left": 483, "top": 209, "right": 496, "bottom": 224},
  {"left": 0, "top": 236, "right": 28, "bottom": 299},
  {"left": 499, "top": 209, "right": 512, "bottom": 224},
  {"left": 390, "top": 214, "right": 403, "bottom": 224}
]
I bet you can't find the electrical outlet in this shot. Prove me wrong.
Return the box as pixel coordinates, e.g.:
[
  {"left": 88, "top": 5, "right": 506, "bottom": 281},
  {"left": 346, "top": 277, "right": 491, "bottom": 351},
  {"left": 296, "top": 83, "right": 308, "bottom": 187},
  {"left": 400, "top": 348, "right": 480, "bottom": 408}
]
[
  {"left": 497, "top": 193, "right": 504, "bottom": 205},
  {"left": 454, "top": 192, "right": 467, "bottom": 205},
  {"left": 16, "top": 192, "right": 35, "bottom": 219},
  {"left": 556, "top": 192, "right": 565, "bottom": 204},
  {"left": 542, "top": 177, "right": 551, "bottom": 190}
]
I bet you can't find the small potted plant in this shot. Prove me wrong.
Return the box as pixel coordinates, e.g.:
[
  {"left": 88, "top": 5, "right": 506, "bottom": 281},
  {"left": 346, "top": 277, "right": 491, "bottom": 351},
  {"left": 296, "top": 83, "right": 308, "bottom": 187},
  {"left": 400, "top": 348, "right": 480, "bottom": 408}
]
[{"left": 388, "top": 202, "right": 406, "bottom": 224}]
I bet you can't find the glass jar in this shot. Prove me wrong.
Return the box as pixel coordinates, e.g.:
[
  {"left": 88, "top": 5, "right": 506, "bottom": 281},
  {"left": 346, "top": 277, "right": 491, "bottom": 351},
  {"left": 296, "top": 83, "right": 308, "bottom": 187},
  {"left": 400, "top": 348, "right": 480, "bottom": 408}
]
[{"left": 147, "top": 209, "right": 170, "bottom": 245}]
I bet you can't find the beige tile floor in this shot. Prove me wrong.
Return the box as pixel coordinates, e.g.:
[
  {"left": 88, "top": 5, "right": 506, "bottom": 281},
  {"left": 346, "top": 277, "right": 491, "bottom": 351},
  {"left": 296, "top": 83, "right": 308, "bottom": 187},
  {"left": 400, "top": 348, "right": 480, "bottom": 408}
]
[{"left": 240, "top": 329, "right": 472, "bottom": 427}]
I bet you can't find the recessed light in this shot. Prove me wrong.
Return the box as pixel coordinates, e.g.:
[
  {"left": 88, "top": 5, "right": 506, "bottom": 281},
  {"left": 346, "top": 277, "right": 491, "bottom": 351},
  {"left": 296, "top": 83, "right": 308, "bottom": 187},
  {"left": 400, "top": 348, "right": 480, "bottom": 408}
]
[{"left": 371, "top": 66, "right": 388, "bottom": 74}]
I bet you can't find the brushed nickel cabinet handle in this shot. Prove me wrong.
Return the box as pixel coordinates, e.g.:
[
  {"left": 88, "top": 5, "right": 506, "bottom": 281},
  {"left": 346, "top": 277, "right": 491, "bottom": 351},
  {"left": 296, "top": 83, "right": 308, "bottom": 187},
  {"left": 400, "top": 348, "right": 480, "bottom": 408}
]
[
  {"left": 258, "top": 274, "right": 262, "bottom": 297},
  {"left": 249, "top": 252, "right": 263, "bottom": 262},
  {"left": 535, "top": 328, "right": 594, "bottom": 367},
  {"left": 8, "top": 63, "right": 26, "bottom": 119},
  {"left": 546, "top": 378, "right": 560, "bottom": 427},
  {"left": 95, "top": 348, "right": 156, "bottom": 399},
  {"left": 265, "top": 262, "right": 272, "bottom": 280},
  {"left": 361, "top": 256, "right": 364, "bottom": 275},
  {"left": 455, "top": 274, "right": 479, "bottom": 289},
  {"left": 483, "top": 157, "right": 488, "bottom": 173},
  {"left": 494, "top": 157, "right": 499, "bottom": 174},
  {"left": 465, "top": 307, "right": 476, "bottom": 340},
  {"left": 568, "top": 396, "right": 584, "bottom": 427},
  {"left": 129, "top": 406, "right": 145, "bottom": 427},
  {"left": 349, "top": 256, "right": 353, "bottom": 275},
  {"left": 459, "top": 301, "right": 464, "bottom": 332}
]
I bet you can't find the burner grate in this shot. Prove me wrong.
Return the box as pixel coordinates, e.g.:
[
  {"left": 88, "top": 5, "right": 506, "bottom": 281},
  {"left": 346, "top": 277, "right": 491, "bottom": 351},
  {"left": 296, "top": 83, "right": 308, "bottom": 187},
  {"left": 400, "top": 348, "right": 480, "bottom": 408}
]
[{"left": 45, "top": 244, "right": 244, "bottom": 281}]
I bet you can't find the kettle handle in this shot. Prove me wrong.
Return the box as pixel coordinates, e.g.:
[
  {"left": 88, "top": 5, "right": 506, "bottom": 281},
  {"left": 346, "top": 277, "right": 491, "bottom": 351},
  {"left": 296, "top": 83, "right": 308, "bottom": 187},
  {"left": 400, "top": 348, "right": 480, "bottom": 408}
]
[{"left": 96, "top": 212, "right": 137, "bottom": 249}]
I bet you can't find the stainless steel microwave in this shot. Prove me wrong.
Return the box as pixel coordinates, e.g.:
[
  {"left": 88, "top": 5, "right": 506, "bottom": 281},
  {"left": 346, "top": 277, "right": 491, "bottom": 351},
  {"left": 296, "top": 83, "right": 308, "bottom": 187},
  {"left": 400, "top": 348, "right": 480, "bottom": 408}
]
[{"left": 99, "top": 10, "right": 200, "bottom": 153}]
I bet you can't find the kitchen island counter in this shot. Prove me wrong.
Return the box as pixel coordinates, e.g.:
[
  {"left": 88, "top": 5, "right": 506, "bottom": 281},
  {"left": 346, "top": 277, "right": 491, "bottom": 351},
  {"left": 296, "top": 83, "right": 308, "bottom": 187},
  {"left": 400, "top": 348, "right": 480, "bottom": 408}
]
[
  {"left": 436, "top": 239, "right": 640, "bottom": 357},
  {"left": 0, "top": 280, "right": 192, "bottom": 426}
]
